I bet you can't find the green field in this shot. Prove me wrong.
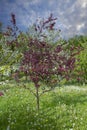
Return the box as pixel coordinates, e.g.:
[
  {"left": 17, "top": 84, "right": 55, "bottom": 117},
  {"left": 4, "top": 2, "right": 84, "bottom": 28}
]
[{"left": 0, "top": 81, "right": 87, "bottom": 130}]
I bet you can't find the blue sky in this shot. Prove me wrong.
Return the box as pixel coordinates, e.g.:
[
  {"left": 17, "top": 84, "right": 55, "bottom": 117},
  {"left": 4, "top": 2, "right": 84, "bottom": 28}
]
[{"left": 0, "top": 0, "right": 87, "bottom": 39}]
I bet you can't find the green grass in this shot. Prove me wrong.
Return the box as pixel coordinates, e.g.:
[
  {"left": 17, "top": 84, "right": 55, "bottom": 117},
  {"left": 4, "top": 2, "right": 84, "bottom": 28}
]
[{"left": 0, "top": 81, "right": 87, "bottom": 130}]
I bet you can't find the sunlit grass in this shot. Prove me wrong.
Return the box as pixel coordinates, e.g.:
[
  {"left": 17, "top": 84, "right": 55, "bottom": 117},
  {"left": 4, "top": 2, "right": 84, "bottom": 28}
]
[{"left": 0, "top": 82, "right": 87, "bottom": 130}]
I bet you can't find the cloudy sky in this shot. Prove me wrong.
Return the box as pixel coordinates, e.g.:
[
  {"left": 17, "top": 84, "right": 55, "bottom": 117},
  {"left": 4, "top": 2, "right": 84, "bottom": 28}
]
[{"left": 0, "top": 0, "right": 87, "bottom": 39}]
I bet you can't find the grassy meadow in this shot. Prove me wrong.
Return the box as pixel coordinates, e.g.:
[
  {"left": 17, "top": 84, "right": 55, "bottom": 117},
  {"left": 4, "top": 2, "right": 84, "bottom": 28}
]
[{"left": 0, "top": 81, "right": 87, "bottom": 130}]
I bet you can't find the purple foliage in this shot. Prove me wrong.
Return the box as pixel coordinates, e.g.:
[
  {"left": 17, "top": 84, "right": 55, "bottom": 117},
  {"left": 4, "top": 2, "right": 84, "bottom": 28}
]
[
  {"left": 0, "top": 92, "right": 4, "bottom": 96},
  {"left": 4, "top": 13, "right": 82, "bottom": 88}
]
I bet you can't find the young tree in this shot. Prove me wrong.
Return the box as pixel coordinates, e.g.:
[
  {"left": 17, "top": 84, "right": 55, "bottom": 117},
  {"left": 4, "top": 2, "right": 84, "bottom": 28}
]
[
  {"left": 4, "top": 13, "right": 82, "bottom": 111},
  {"left": 18, "top": 14, "right": 82, "bottom": 110}
]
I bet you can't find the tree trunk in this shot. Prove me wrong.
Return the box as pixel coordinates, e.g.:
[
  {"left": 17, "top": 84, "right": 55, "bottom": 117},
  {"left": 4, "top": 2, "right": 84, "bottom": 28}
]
[{"left": 36, "top": 87, "right": 40, "bottom": 111}]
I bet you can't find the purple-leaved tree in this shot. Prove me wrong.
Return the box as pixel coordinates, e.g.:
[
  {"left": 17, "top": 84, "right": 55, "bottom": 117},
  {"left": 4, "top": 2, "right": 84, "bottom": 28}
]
[
  {"left": 19, "top": 14, "right": 82, "bottom": 110},
  {"left": 4, "top": 13, "right": 82, "bottom": 111}
]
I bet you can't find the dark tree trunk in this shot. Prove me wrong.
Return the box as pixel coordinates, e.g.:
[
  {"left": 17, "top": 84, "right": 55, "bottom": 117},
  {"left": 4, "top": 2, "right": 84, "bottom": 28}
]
[{"left": 36, "top": 87, "right": 40, "bottom": 111}]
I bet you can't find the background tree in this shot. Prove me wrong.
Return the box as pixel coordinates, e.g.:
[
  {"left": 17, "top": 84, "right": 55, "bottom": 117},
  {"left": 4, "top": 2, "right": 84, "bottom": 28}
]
[{"left": 67, "top": 35, "right": 87, "bottom": 84}]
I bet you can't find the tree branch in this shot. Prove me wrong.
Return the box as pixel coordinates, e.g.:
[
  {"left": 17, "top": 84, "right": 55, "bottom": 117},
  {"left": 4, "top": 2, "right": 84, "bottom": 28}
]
[
  {"left": 40, "top": 87, "right": 55, "bottom": 96},
  {"left": 22, "top": 84, "right": 37, "bottom": 97}
]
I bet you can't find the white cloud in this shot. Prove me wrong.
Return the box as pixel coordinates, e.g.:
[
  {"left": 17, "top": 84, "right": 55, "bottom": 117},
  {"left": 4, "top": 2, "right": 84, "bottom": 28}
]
[
  {"left": 77, "top": 23, "right": 85, "bottom": 31},
  {"left": 77, "top": 0, "right": 87, "bottom": 8},
  {"left": 82, "top": 2, "right": 87, "bottom": 8}
]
